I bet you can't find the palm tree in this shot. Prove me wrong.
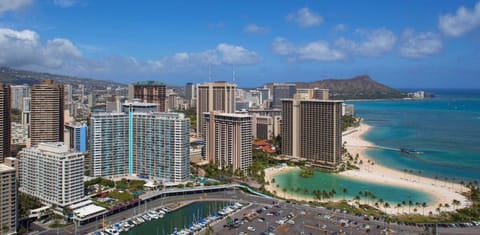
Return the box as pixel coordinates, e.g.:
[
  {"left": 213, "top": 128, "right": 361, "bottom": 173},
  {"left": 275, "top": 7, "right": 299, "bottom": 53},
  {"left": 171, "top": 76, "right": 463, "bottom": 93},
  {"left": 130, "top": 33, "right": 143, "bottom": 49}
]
[
  {"left": 396, "top": 203, "right": 401, "bottom": 214},
  {"left": 408, "top": 200, "right": 413, "bottom": 213},
  {"left": 384, "top": 202, "right": 390, "bottom": 215},
  {"left": 354, "top": 195, "right": 360, "bottom": 205},
  {"left": 421, "top": 202, "right": 427, "bottom": 216},
  {"left": 342, "top": 188, "right": 347, "bottom": 200}
]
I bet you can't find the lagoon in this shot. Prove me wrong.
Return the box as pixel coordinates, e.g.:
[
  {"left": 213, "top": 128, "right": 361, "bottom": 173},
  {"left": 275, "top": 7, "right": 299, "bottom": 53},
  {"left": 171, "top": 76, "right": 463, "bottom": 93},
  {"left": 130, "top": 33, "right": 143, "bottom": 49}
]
[{"left": 274, "top": 169, "right": 432, "bottom": 205}]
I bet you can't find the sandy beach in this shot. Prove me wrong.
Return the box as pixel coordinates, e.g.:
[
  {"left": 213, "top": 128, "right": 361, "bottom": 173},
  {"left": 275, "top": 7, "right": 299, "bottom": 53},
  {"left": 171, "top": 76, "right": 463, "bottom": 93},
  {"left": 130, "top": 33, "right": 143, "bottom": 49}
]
[{"left": 264, "top": 122, "right": 471, "bottom": 215}]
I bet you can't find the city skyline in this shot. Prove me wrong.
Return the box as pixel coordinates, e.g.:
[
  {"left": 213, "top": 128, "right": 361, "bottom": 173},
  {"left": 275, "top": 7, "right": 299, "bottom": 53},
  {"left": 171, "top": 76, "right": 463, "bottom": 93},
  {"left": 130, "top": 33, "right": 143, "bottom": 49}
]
[{"left": 0, "top": 1, "right": 479, "bottom": 88}]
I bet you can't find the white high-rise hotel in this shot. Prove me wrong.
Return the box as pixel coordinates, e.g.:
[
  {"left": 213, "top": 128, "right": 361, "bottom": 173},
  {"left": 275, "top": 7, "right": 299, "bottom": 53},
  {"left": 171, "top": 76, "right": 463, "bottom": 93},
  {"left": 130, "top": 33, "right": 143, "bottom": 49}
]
[
  {"left": 89, "top": 110, "right": 190, "bottom": 183},
  {"left": 19, "top": 143, "right": 85, "bottom": 207}
]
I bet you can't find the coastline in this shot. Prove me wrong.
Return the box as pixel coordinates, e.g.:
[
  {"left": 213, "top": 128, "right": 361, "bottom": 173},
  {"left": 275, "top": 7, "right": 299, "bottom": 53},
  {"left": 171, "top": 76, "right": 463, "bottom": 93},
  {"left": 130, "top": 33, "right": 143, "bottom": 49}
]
[{"left": 264, "top": 122, "right": 471, "bottom": 215}]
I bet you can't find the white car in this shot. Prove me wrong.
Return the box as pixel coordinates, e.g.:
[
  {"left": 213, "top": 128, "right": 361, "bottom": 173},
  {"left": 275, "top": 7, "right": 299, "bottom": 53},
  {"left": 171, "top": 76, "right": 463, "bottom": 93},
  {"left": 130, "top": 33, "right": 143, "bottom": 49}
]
[
  {"left": 287, "top": 220, "right": 295, "bottom": 225},
  {"left": 247, "top": 226, "right": 256, "bottom": 231}
]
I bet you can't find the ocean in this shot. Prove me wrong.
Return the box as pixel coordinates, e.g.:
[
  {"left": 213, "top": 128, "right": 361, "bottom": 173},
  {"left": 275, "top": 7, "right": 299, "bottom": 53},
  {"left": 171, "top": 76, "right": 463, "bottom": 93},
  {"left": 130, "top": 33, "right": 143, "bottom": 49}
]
[
  {"left": 273, "top": 89, "right": 479, "bottom": 204},
  {"left": 350, "top": 89, "right": 480, "bottom": 182}
]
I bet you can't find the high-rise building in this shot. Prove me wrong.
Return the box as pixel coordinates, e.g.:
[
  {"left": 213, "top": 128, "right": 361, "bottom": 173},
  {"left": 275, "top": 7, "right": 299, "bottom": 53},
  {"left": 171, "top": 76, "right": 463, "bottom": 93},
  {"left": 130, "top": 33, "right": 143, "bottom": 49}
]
[
  {"left": 21, "top": 97, "right": 30, "bottom": 126},
  {"left": 89, "top": 111, "right": 191, "bottom": 183},
  {"left": 30, "top": 80, "right": 64, "bottom": 146},
  {"left": 64, "top": 84, "right": 73, "bottom": 113},
  {"left": 256, "top": 86, "right": 270, "bottom": 105},
  {"left": 121, "top": 101, "right": 157, "bottom": 113},
  {"left": 132, "top": 113, "right": 190, "bottom": 183},
  {"left": 78, "top": 84, "right": 85, "bottom": 104},
  {"left": 132, "top": 81, "right": 166, "bottom": 112},
  {"left": 272, "top": 83, "right": 296, "bottom": 109},
  {"left": 167, "top": 93, "right": 181, "bottom": 111},
  {"left": 10, "top": 85, "right": 30, "bottom": 112},
  {"left": 65, "top": 123, "right": 88, "bottom": 152},
  {"left": 281, "top": 97, "right": 342, "bottom": 169},
  {"left": 184, "top": 82, "right": 194, "bottom": 101},
  {"left": 0, "top": 84, "right": 10, "bottom": 161},
  {"left": 19, "top": 143, "right": 84, "bottom": 207},
  {"left": 89, "top": 113, "right": 129, "bottom": 177},
  {"left": 0, "top": 164, "right": 16, "bottom": 235},
  {"left": 313, "top": 88, "right": 329, "bottom": 100},
  {"left": 196, "top": 81, "right": 236, "bottom": 136},
  {"left": 252, "top": 114, "right": 274, "bottom": 140},
  {"left": 204, "top": 112, "right": 252, "bottom": 172}
]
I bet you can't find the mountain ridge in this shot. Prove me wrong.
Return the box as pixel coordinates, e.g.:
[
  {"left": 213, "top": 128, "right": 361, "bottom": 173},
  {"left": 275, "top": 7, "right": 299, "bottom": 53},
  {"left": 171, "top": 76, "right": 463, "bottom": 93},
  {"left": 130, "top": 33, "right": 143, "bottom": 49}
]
[{"left": 266, "top": 75, "right": 406, "bottom": 99}]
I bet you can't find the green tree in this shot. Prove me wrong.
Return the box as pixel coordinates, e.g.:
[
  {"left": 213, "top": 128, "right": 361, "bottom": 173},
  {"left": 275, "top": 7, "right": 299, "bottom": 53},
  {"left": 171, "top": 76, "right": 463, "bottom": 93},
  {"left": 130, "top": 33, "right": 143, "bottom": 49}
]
[{"left": 205, "top": 225, "right": 214, "bottom": 235}]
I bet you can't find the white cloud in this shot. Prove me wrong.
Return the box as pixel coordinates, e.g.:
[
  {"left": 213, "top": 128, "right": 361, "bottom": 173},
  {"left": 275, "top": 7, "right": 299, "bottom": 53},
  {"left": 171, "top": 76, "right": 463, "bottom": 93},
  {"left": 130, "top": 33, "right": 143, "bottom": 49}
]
[
  {"left": 0, "top": 26, "right": 261, "bottom": 78},
  {"left": 244, "top": 24, "right": 270, "bottom": 34},
  {"left": 438, "top": 2, "right": 480, "bottom": 37},
  {"left": 216, "top": 43, "right": 261, "bottom": 64},
  {"left": 0, "top": 0, "right": 32, "bottom": 14},
  {"left": 335, "top": 28, "right": 396, "bottom": 56},
  {"left": 400, "top": 30, "right": 442, "bottom": 58},
  {"left": 287, "top": 7, "right": 323, "bottom": 28},
  {"left": 0, "top": 28, "right": 81, "bottom": 68},
  {"left": 335, "top": 24, "right": 346, "bottom": 31},
  {"left": 272, "top": 37, "right": 345, "bottom": 61},
  {"left": 53, "top": 0, "right": 78, "bottom": 8}
]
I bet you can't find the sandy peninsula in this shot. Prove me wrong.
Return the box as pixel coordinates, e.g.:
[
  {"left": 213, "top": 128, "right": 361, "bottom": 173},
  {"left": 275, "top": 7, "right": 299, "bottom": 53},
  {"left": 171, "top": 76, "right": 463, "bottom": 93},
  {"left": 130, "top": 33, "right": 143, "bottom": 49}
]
[{"left": 264, "top": 122, "right": 471, "bottom": 215}]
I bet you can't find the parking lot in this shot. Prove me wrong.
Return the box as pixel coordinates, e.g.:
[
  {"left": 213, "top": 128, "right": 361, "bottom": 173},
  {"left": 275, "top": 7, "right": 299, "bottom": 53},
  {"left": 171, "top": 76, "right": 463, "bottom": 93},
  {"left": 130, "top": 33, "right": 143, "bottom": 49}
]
[{"left": 208, "top": 201, "right": 398, "bottom": 235}]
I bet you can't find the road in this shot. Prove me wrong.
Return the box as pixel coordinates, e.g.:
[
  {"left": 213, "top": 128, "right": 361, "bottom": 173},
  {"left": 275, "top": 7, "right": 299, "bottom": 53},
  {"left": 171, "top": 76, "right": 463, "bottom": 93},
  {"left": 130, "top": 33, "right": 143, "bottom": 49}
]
[{"left": 29, "top": 188, "right": 479, "bottom": 235}]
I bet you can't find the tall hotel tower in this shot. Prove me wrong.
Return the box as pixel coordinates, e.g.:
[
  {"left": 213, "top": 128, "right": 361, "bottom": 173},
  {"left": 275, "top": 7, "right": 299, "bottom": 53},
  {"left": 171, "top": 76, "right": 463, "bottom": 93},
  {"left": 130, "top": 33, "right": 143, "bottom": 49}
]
[
  {"left": 204, "top": 112, "right": 252, "bottom": 172},
  {"left": 281, "top": 96, "right": 343, "bottom": 169},
  {"left": 89, "top": 113, "right": 129, "bottom": 177},
  {"left": 132, "top": 81, "right": 167, "bottom": 112},
  {"left": 89, "top": 108, "right": 190, "bottom": 183},
  {"left": 0, "top": 84, "right": 10, "bottom": 161},
  {"left": 30, "top": 80, "right": 64, "bottom": 146},
  {"left": 196, "top": 81, "right": 236, "bottom": 136}
]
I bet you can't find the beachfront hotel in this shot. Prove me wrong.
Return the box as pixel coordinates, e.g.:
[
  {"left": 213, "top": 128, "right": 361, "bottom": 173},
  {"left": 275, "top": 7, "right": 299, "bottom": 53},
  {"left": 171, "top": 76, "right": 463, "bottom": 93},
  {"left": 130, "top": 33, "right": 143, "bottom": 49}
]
[
  {"left": 30, "top": 80, "right": 64, "bottom": 146},
  {"left": 89, "top": 108, "right": 190, "bottom": 183},
  {"left": 19, "top": 143, "right": 85, "bottom": 207},
  {"left": 281, "top": 95, "right": 343, "bottom": 169},
  {"left": 204, "top": 112, "right": 252, "bottom": 173},
  {"left": 0, "top": 164, "right": 17, "bottom": 235},
  {"left": 196, "top": 81, "right": 236, "bottom": 136}
]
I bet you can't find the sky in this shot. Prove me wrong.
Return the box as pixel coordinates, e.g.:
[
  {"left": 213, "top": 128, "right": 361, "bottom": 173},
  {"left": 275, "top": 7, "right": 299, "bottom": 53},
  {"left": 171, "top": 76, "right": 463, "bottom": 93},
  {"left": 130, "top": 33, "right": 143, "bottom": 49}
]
[{"left": 0, "top": 0, "right": 480, "bottom": 88}]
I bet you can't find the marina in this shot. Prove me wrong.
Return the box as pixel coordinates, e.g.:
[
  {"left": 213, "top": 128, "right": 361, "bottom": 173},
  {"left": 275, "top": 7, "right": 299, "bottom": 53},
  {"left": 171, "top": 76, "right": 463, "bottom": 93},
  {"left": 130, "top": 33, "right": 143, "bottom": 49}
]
[{"left": 88, "top": 200, "right": 246, "bottom": 235}]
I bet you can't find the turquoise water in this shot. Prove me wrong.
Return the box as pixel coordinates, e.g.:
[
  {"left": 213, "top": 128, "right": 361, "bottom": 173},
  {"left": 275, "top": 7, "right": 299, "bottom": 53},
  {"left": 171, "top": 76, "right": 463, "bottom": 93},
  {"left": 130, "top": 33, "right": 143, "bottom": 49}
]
[
  {"left": 122, "top": 201, "right": 227, "bottom": 235},
  {"left": 274, "top": 169, "right": 432, "bottom": 205},
  {"left": 350, "top": 89, "right": 480, "bottom": 182}
]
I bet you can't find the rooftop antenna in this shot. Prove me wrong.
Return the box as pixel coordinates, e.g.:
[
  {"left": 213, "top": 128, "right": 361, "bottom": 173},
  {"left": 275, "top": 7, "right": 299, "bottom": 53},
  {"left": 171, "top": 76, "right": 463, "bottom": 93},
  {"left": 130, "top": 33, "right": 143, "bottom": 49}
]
[
  {"left": 232, "top": 64, "right": 236, "bottom": 83},
  {"left": 208, "top": 63, "right": 212, "bottom": 82}
]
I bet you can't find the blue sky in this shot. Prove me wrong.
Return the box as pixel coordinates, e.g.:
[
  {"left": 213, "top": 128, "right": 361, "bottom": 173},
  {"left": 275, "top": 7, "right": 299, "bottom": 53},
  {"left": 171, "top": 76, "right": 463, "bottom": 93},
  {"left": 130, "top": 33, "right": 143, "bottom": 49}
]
[{"left": 0, "top": 0, "right": 479, "bottom": 88}]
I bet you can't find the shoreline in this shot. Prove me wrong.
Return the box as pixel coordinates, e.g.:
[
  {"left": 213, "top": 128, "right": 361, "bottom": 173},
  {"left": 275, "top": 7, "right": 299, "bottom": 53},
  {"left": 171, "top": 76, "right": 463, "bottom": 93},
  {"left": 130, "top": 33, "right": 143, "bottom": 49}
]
[{"left": 264, "top": 122, "right": 471, "bottom": 215}]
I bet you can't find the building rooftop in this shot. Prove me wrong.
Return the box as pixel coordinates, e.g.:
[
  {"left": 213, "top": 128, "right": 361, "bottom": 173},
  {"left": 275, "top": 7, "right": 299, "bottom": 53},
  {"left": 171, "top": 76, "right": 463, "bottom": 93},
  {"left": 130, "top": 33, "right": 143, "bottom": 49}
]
[
  {"left": 134, "top": 81, "right": 165, "bottom": 85},
  {"left": 123, "top": 101, "right": 158, "bottom": 107},
  {"left": 204, "top": 112, "right": 251, "bottom": 118},
  {"left": 0, "top": 164, "right": 15, "bottom": 172},
  {"left": 73, "top": 204, "right": 107, "bottom": 219},
  {"left": 27, "top": 142, "right": 83, "bottom": 155},
  {"left": 281, "top": 98, "right": 343, "bottom": 103}
]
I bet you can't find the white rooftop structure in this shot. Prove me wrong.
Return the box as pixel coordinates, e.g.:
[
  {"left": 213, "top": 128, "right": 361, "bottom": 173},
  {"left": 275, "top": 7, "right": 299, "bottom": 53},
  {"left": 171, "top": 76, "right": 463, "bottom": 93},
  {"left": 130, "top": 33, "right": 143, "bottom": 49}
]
[{"left": 73, "top": 204, "right": 107, "bottom": 220}]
